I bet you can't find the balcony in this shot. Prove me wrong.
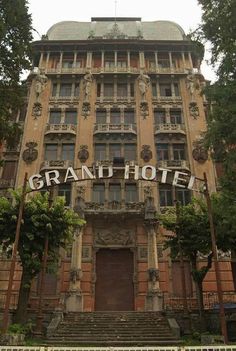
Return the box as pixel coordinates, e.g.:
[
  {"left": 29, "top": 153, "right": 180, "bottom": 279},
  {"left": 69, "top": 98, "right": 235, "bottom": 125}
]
[
  {"left": 148, "top": 66, "right": 186, "bottom": 74},
  {"left": 157, "top": 160, "right": 190, "bottom": 170},
  {"left": 0, "top": 179, "right": 15, "bottom": 189},
  {"left": 85, "top": 200, "right": 145, "bottom": 214},
  {"left": 46, "top": 67, "right": 86, "bottom": 75},
  {"left": 40, "top": 160, "right": 73, "bottom": 171},
  {"left": 155, "top": 124, "right": 186, "bottom": 135},
  {"left": 45, "top": 124, "right": 77, "bottom": 136},
  {"left": 94, "top": 124, "right": 137, "bottom": 135},
  {"left": 92, "top": 66, "right": 139, "bottom": 74}
]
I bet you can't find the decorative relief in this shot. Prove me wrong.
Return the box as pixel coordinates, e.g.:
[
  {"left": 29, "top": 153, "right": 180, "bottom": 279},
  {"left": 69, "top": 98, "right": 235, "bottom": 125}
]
[
  {"left": 137, "top": 72, "right": 150, "bottom": 101},
  {"left": 78, "top": 145, "right": 89, "bottom": 163},
  {"left": 140, "top": 101, "right": 149, "bottom": 118},
  {"left": 95, "top": 228, "right": 134, "bottom": 247},
  {"left": 148, "top": 268, "right": 160, "bottom": 282},
  {"left": 138, "top": 246, "right": 148, "bottom": 261},
  {"left": 70, "top": 268, "right": 83, "bottom": 283},
  {"left": 186, "top": 71, "right": 199, "bottom": 102},
  {"left": 82, "top": 246, "right": 92, "bottom": 261},
  {"left": 189, "top": 101, "right": 199, "bottom": 119},
  {"left": 83, "top": 71, "right": 93, "bottom": 102},
  {"left": 192, "top": 140, "right": 208, "bottom": 163},
  {"left": 82, "top": 101, "right": 91, "bottom": 118},
  {"left": 22, "top": 142, "right": 38, "bottom": 163},
  {"left": 104, "top": 23, "right": 126, "bottom": 39},
  {"left": 32, "top": 102, "right": 42, "bottom": 118},
  {"left": 35, "top": 68, "right": 48, "bottom": 102},
  {"left": 140, "top": 145, "right": 152, "bottom": 162}
]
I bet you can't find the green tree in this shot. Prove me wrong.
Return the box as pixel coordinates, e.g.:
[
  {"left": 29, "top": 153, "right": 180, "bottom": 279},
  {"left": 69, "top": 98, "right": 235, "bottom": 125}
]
[
  {"left": 0, "top": 191, "right": 84, "bottom": 324},
  {"left": 0, "top": 0, "right": 33, "bottom": 148}
]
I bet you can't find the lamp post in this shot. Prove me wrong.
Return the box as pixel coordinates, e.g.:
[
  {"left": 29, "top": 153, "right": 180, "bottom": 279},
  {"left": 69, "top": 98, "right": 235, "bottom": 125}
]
[
  {"left": 2, "top": 172, "right": 28, "bottom": 333},
  {"left": 203, "top": 172, "right": 228, "bottom": 343}
]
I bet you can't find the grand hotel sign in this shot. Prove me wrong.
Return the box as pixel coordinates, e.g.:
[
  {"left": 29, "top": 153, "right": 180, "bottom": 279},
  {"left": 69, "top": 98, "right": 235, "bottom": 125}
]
[{"left": 29, "top": 165, "right": 197, "bottom": 191}]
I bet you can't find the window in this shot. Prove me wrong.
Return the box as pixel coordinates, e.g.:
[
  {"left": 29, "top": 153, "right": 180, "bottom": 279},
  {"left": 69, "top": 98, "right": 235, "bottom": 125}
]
[
  {"left": 74, "top": 83, "right": 80, "bottom": 96},
  {"left": 49, "top": 110, "right": 61, "bottom": 124},
  {"left": 59, "top": 84, "right": 72, "bottom": 97},
  {"left": 173, "top": 144, "right": 185, "bottom": 160},
  {"left": 158, "top": 59, "right": 170, "bottom": 68},
  {"left": 105, "top": 61, "right": 115, "bottom": 68},
  {"left": 130, "top": 83, "right": 134, "bottom": 97},
  {"left": 124, "top": 144, "right": 136, "bottom": 161},
  {"left": 149, "top": 61, "right": 156, "bottom": 69},
  {"left": 61, "top": 144, "right": 75, "bottom": 160},
  {"left": 156, "top": 144, "right": 169, "bottom": 160},
  {"left": 110, "top": 110, "right": 121, "bottom": 124},
  {"left": 62, "top": 60, "right": 73, "bottom": 68},
  {"left": 154, "top": 109, "right": 166, "bottom": 124},
  {"left": 109, "top": 184, "right": 121, "bottom": 202},
  {"left": 94, "top": 144, "right": 106, "bottom": 161},
  {"left": 1, "top": 161, "right": 17, "bottom": 180},
  {"left": 52, "top": 83, "right": 57, "bottom": 97},
  {"left": 117, "top": 83, "right": 127, "bottom": 97},
  {"left": 152, "top": 83, "right": 157, "bottom": 97},
  {"left": 93, "top": 184, "right": 105, "bottom": 203},
  {"left": 170, "top": 110, "right": 182, "bottom": 124},
  {"left": 174, "top": 83, "right": 180, "bottom": 96},
  {"left": 58, "top": 184, "right": 71, "bottom": 206},
  {"left": 45, "top": 144, "right": 58, "bottom": 160},
  {"left": 65, "top": 110, "right": 77, "bottom": 124},
  {"left": 177, "top": 189, "right": 191, "bottom": 206},
  {"left": 172, "top": 261, "right": 193, "bottom": 297},
  {"left": 96, "top": 109, "right": 107, "bottom": 124},
  {"left": 109, "top": 144, "right": 121, "bottom": 159},
  {"left": 160, "top": 83, "right": 172, "bottom": 97},
  {"left": 124, "top": 109, "right": 135, "bottom": 124},
  {"left": 159, "top": 185, "right": 173, "bottom": 206},
  {"left": 104, "top": 83, "right": 114, "bottom": 97},
  {"left": 117, "top": 61, "right": 127, "bottom": 68},
  {"left": 125, "top": 184, "right": 137, "bottom": 202}
]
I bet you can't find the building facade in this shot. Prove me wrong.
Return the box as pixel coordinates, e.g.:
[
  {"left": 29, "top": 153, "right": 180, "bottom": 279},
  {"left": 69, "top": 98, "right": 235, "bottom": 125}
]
[{"left": 1, "top": 17, "right": 236, "bottom": 314}]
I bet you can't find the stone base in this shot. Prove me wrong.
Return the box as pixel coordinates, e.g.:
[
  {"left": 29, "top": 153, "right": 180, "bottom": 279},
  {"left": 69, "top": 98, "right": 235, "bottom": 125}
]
[
  {"left": 65, "top": 291, "right": 83, "bottom": 312},
  {"left": 145, "top": 291, "right": 163, "bottom": 311}
]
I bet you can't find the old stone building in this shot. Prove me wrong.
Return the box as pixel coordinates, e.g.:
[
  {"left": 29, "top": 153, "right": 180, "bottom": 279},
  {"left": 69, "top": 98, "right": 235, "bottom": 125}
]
[{"left": 1, "top": 17, "right": 236, "bottom": 318}]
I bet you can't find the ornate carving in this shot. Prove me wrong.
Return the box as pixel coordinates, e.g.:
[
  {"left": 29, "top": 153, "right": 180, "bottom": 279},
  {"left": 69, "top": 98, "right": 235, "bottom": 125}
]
[
  {"left": 105, "top": 23, "right": 126, "bottom": 39},
  {"left": 145, "top": 196, "right": 157, "bottom": 220},
  {"left": 35, "top": 69, "right": 48, "bottom": 101},
  {"left": 148, "top": 268, "right": 160, "bottom": 282},
  {"left": 70, "top": 268, "right": 83, "bottom": 283},
  {"left": 192, "top": 140, "right": 208, "bottom": 163},
  {"left": 144, "top": 186, "right": 152, "bottom": 198},
  {"left": 32, "top": 102, "right": 42, "bottom": 118},
  {"left": 186, "top": 71, "right": 199, "bottom": 102},
  {"left": 83, "top": 71, "right": 93, "bottom": 101},
  {"left": 189, "top": 102, "right": 199, "bottom": 119},
  {"left": 140, "top": 101, "right": 149, "bottom": 118},
  {"left": 137, "top": 72, "right": 150, "bottom": 101},
  {"left": 78, "top": 145, "right": 89, "bottom": 163},
  {"left": 95, "top": 228, "right": 134, "bottom": 246},
  {"left": 140, "top": 145, "right": 152, "bottom": 162},
  {"left": 82, "top": 101, "right": 91, "bottom": 118},
  {"left": 22, "top": 142, "right": 38, "bottom": 163}
]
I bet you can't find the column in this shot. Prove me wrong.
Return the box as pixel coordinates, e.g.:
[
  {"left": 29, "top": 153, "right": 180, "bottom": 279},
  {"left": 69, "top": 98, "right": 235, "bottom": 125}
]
[
  {"left": 86, "top": 51, "right": 92, "bottom": 69},
  {"left": 101, "top": 51, "right": 104, "bottom": 71},
  {"left": 73, "top": 51, "right": 77, "bottom": 70},
  {"left": 188, "top": 52, "right": 193, "bottom": 70},
  {"left": 181, "top": 52, "right": 186, "bottom": 71},
  {"left": 58, "top": 52, "right": 63, "bottom": 73},
  {"left": 45, "top": 52, "right": 50, "bottom": 73},
  {"left": 155, "top": 52, "right": 158, "bottom": 70},
  {"left": 65, "top": 227, "right": 84, "bottom": 312},
  {"left": 38, "top": 52, "right": 44, "bottom": 69},
  {"left": 114, "top": 51, "right": 117, "bottom": 70},
  {"left": 169, "top": 52, "right": 173, "bottom": 70},
  {"left": 139, "top": 51, "right": 145, "bottom": 70},
  {"left": 127, "top": 51, "right": 130, "bottom": 71}
]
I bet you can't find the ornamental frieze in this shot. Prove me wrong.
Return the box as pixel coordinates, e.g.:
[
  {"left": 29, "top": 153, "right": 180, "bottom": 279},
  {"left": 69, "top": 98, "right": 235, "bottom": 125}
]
[
  {"left": 95, "top": 228, "right": 134, "bottom": 247},
  {"left": 22, "top": 142, "right": 38, "bottom": 163}
]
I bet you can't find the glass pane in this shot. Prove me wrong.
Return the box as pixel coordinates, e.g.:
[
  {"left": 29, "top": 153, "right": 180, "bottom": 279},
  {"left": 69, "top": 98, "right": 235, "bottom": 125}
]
[
  {"left": 45, "top": 144, "right": 57, "bottom": 160},
  {"left": 93, "top": 184, "right": 105, "bottom": 203},
  {"left": 152, "top": 83, "right": 157, "bottom": 97},
  {"left": 60, "top": 84, "right": 72, "bottom": 97},
  {"left": 110, "top": 110, "right": 121, "bottom": 124},
  {"left": 154, "top": 110, "right": 166, "bottom": 124},
  {"left": 156, "top": 144, "right": 169, "bottom": 160},
  {"left": 96, "top": 110, "right": 106, "bottom": 124},
  {"left": 173, "top": 144, "right": 185, "bottom": 160},
  {"left": 109, "top": 184, "right": 121, "bottom": 201},
  {"left": 52, "top": 83, "right": 57, "bottom": 97},
  {"left": 109, "top": 144, "right": 121, "bottom": 159},
  {"left": 174, "top": 83, "right": 180, "bottom": 96},
  {"left": 94, "top": 144, "right": 106, "bottom": 160},
  {"left": 159, "top": 186, "right": 173, "bottom": 206},
  {"left": 160, "top": 84, "right": 172, "bottom": 97},
  {"left": 61, "top": 144, "right": 75, "bottom": 160},
  {"left": 170, "top": 110, "right": 182, "bottom": 124},
  {"left": 62, "top": 60, "right": 73, "bottom": 68},
  {"left": 49, "top": 111, "right": 61, "bottom": 124},
  {"left": 125, "top": 184, "right": 137, "bottom": 202},
  {"left": 124, "top": 110, "right": 135, "bottom": 124},
  {"left": 65, "top": 110, "right": 77, "bottom": 124},
  {"left": 58, "top": 184, "right": 71, "bottom": 206},
  {"left": 104, "top": 83, "right": 114, "bottom": 97},
  {"left": 124, "top": 144, "right": 136, "bottom": 161},
  {"left": 177, "top": 189, "right": 191, "bottom": 206},
  {"left": 117, "top": 84, "right": 127, "bottom": 96}
]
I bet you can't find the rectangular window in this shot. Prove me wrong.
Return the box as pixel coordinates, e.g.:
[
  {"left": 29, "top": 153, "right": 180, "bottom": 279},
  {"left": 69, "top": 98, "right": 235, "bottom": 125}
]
[
  {"left": 172, "top": 261, "right": 193, "bottom": 297},
  {"left": 109, "top": 144, "right": 121, "bottom": 160},
  {"left": 124, "top": 109, "right": 135, "bottom": 124},
  {"left": 177, "top": 189, "right": 191, "bottom": 206},
  {"left": 61, "top": 144, "right": 75, "bottom": 160},
  {"left": 74, "top": 83, "right": 80, "bottom": 97},
  {"left": 124, "top": 144, "right": 136, "bottom": 161},
  {"left": 156, "top": 144, "right": 169, "bottom": 160},
  {"left": 52, "top": 83, "right": 57, "bottom": 97},
  {"left": 62, "top": 60, "right": 73, "bottom": 68},
  {"left": 160, "top": 83, "right": 172, "bottom": 97},
  {"left": 49, "top": 110, "right": 61, "bottom": 124},
  {"left": 110, "top": 110, "right": 121, "bottom": 124},
  {"left": 59, "top": 84, "right": 72, "bottom": 97},
  {"left": 130, "top": 83, "right": 134, "bottom": 97},
  {"left": 109, "top": 184, "right": 121, "bottom": 202},
  {"left": 152, "top": 83, "right": 157, "bottom": 97},
  {"left": 58, "top": 184, "right": 71, "bottom": 206},
  {"left": 1, "top": 161, "right": 17, "bottom": 180},
  {"left": 105, "top": 61, "right": 115, "bottom": 68},
  {"left": 159, "top": 185, "right": 173, "bottom": 206},
  {"left": 170, "top": 110, "right": 182, "bottom": 124},
  {"left": 117, "top": 83, "right": 127, "bottom": 97},
  {"left": 117, "top": 61, "right": 127, "bottom": 68},
  {"left": 154, "top": 109, "right": 166, "bottom": 124},
  {"left": 125, "top": 184, "right": 138, "bottom": 202},
  {"left": 174, "top": 83, "right": 180, "bottom": 96},
  {"left": 65, "top": 110, "right": 77, "bottom": 124},
  {"left": 94, "top": 144, "right": 106, "bottom": 161},
  {"left": 96, "top": 109, "right": 107, "bottom": 124},
  {"left": 93, "top": 184, "right": 105, "bottom": 203},
  {"left": 45, "top": 144, "right": 58, "bottom": 160},
  {"left": 158, "top": 59, "right": 170, "bottom": 68},
  {"left": 104, "top": 83, "right": 114, "bottom": 97},
  {"left": 173, "top": 144, "right": 185, "bottom": 160}
]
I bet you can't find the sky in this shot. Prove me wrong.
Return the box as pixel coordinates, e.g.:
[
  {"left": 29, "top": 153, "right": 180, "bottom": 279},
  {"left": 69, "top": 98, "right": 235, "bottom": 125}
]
[{"left": 27, "top": 0, "right": 215, "bottom": 82}]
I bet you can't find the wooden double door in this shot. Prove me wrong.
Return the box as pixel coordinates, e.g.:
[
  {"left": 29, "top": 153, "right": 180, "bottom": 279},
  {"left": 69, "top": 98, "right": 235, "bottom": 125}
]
[{"left": 95, "top": 249, "right": 134, "bottom": 311}]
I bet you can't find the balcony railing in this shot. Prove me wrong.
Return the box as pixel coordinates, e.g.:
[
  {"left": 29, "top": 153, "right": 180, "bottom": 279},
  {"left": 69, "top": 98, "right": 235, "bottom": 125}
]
[
  {"left": 40, "top": 160, "right": 74, "bottom": 170},
  {"left": 155, "top": 123, "right": 186, "bottom": 135},
  {"left": 45, "top": 124, "right": 77, "bottom": 135},
  {"left": 157, "top": 160, "right": 190, "bottom": 170},
  {"left": 94, "top": 123, "right": 137, "bottom": 134},
  {"left": 46, "top": 67, "right": 86, "bottom": 74},
  {"left": 85, "top": 200, "right": 145, "bottom": 213}
]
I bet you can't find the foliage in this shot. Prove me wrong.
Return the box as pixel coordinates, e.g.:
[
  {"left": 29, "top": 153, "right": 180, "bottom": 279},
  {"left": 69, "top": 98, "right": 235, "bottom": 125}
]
[
  {"left": 0, "top": 0, "right": 33, "bottom": 147},
  {"left": 0, "top": 191, "right": 85, "bottom": 322}
]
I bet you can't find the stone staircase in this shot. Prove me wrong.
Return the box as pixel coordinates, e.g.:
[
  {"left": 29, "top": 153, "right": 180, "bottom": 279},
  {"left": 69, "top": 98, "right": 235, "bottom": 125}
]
[{"left": 47, "top": 311, "right": 180, "bottom": 345}]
